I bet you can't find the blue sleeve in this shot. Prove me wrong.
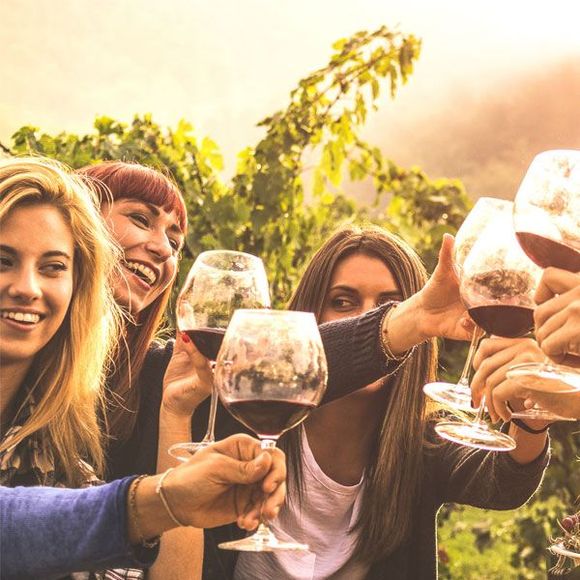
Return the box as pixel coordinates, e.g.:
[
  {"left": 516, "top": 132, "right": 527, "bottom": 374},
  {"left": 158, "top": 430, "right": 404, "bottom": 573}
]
[{"left": 0, "top": 477, "right": 159, "bottom": 579}]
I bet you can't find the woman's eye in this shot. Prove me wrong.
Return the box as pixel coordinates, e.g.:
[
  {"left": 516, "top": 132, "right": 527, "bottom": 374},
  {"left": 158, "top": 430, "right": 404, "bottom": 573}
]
[
  {"left": 0, "top": 256, "right": 13, "bottom": 269},
  {"left": 331, "top": 297, "right": 355, "bottom": 310},
  {"left": 41, "top": 262, "right": 68, "bottom": 276},
  {"left": 169, "top": 238, "right": 180, "bottom": 252},
  {"left": 130, "top": 213, "right": 149, "bottom": 227}
]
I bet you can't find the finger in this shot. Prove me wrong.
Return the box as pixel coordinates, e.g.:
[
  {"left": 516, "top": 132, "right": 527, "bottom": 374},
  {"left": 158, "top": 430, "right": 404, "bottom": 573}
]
[
  {"left": 535, "top": 268, "right": 580, "bottom": 304},
  {"left": 212, "top": 433, "right": 261, "bottom": 462},
  {"left": 491, "top": 380, "right": 528, "bottom": 422},
  {"left": 438, "top": 234, "right": 457, "bottom": 278},
  {"left": 261, "top": 448, "right": 287, "bottom": 493},
  {"left": 534, "top": 288, "right": 580, "bottom": 330},
  {"left": 262, "top": 481, "right": 287, "bottom": 520},
  {"left": 541, "top": 328, "right": 580, "bottom": 362}
]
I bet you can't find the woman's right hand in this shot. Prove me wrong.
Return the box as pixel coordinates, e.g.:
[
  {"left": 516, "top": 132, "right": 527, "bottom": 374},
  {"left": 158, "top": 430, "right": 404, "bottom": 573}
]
[
  {"left": 161, "top": 332, "right": 214, "bottom": 418},
  {"left": 387, "top": 234, "right": 474, "bottom": 354},
  {"left": 534, "top": 267, "right": 580, "bottom": 367}
]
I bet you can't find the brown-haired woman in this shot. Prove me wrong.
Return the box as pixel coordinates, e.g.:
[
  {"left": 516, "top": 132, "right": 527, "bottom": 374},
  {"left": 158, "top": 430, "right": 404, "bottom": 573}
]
[{"left": 230, "top": 225, "right": 549, "bottom": 580}]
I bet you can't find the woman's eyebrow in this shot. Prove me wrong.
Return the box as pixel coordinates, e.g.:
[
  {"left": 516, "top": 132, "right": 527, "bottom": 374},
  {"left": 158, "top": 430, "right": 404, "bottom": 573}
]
[{"left": 0, "top": 245, "right": 71, "bottom": 260}]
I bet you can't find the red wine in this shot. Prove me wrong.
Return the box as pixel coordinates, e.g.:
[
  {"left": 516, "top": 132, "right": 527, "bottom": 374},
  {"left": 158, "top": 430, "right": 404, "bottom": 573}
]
[
  {"left": 467, "top": 305, "right": 534, "bottom": 338},
  {"left": 224, "top": 399, "right": 316, "bottom": 438},
  {"left": 183, "top": 328, "right": 225, "bottom": 361},
  {"left": 516, "top": 231, "right": 580, "bottom": 272}
]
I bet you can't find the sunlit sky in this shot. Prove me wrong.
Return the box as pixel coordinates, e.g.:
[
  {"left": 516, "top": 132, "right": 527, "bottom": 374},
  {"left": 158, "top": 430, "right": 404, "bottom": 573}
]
[{"left": 2, "top": 0, "right": 579, "bottom": 198}]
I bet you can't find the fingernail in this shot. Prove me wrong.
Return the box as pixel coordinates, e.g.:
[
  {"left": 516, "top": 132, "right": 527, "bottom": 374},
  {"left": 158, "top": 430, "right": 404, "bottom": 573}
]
[
  {"left": 181, "top": 332, "right": 191, "bottom": 344},
  {"left": 471, "top": 398, "right": 475, "bottom": 409}
]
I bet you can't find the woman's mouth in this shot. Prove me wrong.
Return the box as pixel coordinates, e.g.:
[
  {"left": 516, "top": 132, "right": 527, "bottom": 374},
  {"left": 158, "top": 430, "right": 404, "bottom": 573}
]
[
  {"left": 0, "top": 310, "right": 43, "bottom": 331},
  {"left": 123, "top": 261, "right": 158, "bottom": 288}
]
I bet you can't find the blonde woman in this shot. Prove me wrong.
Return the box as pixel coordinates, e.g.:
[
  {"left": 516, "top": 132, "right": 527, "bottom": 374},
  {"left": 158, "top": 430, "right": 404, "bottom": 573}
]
[{"left": 0, "top": 157, "right": 131, "bottom": 576}]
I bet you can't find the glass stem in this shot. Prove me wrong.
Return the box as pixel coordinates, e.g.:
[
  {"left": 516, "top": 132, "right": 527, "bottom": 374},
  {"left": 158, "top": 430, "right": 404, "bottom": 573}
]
[
  {"left": 202, "top": 386, "right": 219, "bottom": 444},
  {"left": 456, "top": 326, "right": 485, "bottom": 388},
  {"left": 474, "top": 395, "right": 487, "bottom": 425}
]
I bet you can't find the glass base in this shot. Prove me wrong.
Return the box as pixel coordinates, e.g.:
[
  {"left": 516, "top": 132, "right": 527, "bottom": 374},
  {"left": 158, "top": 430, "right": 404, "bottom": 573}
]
[
  {"left": 219, "top": 523, "right": 309, "bottom": 552},
  {"left": 168, "top": 441, "right": 212, "bottom": 462},
  {"left": 549, "top": 542, "right": 580, "bottom": 562},
  {"left": 510, "top": 407, "right": 575, "bottom": 422},
  {"left": 435, "top": 420, "right": 516, "bottom": 451},
  {"left": 507, "top": 362, "right": 580, "bottom": 393},
  {"left": 423, "top": 382, "right": 475, "bottom": 413}
]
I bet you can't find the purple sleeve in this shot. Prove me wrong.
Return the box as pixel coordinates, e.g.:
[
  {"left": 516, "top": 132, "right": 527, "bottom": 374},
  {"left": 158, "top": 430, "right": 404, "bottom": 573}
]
[{"left": 0, "top": 477, "right": 158, "bottom": 579}]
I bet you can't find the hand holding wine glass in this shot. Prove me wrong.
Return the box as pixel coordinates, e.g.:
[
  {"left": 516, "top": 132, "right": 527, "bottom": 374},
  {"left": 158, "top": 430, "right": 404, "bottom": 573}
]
[
  {"left": 424, "top": 198, "right": 513, "bottom": 411},
  {"left": 214, "top": 309, "right": 328, "bottom": 552},
  {"left": 434, "top": 207, "right": 543, "bottom": 451},
  {"left": 534, "top": 267, "right": 580, "bottom": 368},
  {"left": 168, "top": 250, "right": 271, "bottom": 461},
  {"left": 507, "top": 150, "right": 580, "bottom": 393}
]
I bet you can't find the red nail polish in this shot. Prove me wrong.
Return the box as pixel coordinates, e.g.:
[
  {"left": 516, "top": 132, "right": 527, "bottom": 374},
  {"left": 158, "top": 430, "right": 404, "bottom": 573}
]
[{"left": 181, "top": 332, "right": 191, "bottom": 343}]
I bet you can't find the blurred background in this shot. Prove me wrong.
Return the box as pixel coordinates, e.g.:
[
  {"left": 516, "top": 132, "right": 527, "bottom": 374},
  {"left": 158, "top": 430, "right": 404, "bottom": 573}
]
[{"left": 2, "top": 0, "right": 579, "bottom": 198}]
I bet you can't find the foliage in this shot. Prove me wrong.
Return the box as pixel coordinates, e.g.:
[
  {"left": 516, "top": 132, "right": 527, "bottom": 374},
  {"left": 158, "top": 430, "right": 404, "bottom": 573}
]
[{"left": 3, "top": 24, "right": 575, "bottom": 580}]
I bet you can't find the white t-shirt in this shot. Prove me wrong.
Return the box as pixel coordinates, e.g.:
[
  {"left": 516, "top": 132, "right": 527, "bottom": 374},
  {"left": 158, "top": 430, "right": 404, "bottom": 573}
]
[{"left": 234, "top": 427, "right": 369, "bottom": 580}]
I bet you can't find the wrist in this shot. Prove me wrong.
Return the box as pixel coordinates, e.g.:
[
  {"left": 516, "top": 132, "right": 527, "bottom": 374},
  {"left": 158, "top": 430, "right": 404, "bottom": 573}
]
[
  {"left": 386, "top": 297, "right": 429, "bottom": 354},
  {"left": 159, "top": 401, "right": 195, "bottom": 422}
]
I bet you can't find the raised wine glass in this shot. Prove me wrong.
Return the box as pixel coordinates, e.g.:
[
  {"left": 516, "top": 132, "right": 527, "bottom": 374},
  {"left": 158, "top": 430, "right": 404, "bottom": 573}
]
[
  {"left": 214, "top": 309, "right": 328, "bottom": 552},
  {"left": 424, "top": 197, "right": 513, "bottom": 412},
  {"left": 507, "top": 149, "right": 580, "bottom": 417},
  {"left": 168, "top": 250, "right": 271, "bottom": 461},
  {"left": 435, "top": 208, "right": 543, "bottom": 451}
]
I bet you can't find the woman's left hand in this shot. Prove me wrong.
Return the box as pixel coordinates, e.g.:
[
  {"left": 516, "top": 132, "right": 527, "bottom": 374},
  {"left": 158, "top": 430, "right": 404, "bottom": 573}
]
[
  {"left": 471, "top": 337, "right": 545, "bottom": 423},
  {"left": 161, "top": 332, "right": 214, "bottom": 418}
]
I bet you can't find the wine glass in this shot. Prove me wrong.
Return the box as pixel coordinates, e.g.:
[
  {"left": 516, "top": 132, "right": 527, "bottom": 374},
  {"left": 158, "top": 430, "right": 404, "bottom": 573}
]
[
  {"left": 214, "top": 309, "right": 328, "bottom": 552},
  {"left": 424, "top": 197, "right": 513, "bottom": 412},
  {"left": 435, "top": 208, "right": 543, "bottom": 451},
  {"left": 168, "top": 250, "right": 271, "bottom": 461},
  {"left": 508, "top": 149, "right": 580, "bottom": 416}
]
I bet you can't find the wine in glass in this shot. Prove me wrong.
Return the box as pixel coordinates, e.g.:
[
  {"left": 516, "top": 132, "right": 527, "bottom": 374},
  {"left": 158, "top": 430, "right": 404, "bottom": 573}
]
[
  {"left": 214, "top": 309, "right": 328, "bottom": 552},
  {"left": 424, "top": 197, "right": 513, "bottom": 412},
  {"left": 435, "top": 208, "right": 543, "bottom": 450},
  {"left": 168, "top": 250, "right": 271, "bottom": 461},
  {"left": 508, "top": 149, "right": 580, "bottom": 405}
]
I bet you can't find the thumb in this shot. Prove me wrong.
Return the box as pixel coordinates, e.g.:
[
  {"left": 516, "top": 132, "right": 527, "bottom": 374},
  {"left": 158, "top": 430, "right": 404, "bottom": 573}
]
[{"left": 221, "top": 452, "right": 272, "bottom": 485}]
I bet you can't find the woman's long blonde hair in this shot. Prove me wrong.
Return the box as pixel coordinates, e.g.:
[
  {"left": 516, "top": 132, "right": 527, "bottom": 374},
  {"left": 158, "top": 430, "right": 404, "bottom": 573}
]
[
  {"left": 283, "top": 224, "right": 438, "bottom": 563},
  {"left": 0, "top": 157, "right": 122, "bottom": 485}
]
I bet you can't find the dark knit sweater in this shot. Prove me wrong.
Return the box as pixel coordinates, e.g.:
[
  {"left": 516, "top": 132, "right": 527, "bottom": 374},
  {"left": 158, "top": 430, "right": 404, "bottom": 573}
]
[{"left": 105, "top": 303, "right": 392, "bottom": 480}]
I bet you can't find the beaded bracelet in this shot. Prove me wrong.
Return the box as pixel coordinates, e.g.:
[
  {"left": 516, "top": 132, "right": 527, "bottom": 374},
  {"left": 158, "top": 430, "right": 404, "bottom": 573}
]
[
  {"left": 129, "top": 475, "right": 160, "bottom": 548},
  {"left": 156, "top": 468, "right": 187, "bottom": 527},
  {"left": 380, "top": 303, "right": 415, "bottom": 362}
]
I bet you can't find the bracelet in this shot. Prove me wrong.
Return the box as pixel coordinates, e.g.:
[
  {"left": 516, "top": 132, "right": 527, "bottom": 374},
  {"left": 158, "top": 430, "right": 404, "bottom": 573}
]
[
  {"left": 510, "top": 418, "right": 552, "bottom": 434},
  {"left": 156, "top": 468, "right": 187, "bottom": 527},
  {"left": 129, "top": 475, "right": 160, "bottom": 548},
  {"left": 380, "top": 303, "right": 411, "bottom": 362}
]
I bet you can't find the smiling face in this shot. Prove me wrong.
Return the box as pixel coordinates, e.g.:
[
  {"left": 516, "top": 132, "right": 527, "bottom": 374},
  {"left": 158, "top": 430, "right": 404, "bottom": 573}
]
[
  {"left": 320, "top": 252, "right": 403, "bottom": 324},
  {"left": 0, "top": 204, "right": 74, "bottom": 366},
  {"left": 102, "top": 199, "right": 184, "bottom": 315}
]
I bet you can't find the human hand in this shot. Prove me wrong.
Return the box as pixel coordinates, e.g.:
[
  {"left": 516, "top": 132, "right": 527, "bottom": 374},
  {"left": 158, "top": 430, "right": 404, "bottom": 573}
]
[
  {"left": 404, "top": 234, "right": 473, "bottom": 342},
  {"left": 163, "top": 434, "right": 286, "bottom": 530},
  {"left": 161, "top": 332, "right": 214, "bottom": 417},
  {"left": 534, "top": 267, "right": 580, "bottom": 367},
  {"left": 490, "top": 376, "right": 580, "bottom": 422},
  {"left": 471, "top": 337, "right": 545, "bottom": 423}
]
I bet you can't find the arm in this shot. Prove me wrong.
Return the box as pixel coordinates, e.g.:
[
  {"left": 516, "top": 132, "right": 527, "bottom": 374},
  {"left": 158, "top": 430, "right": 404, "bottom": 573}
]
[
  {"left": 0, "top": 477, "right": 157, "bottom": 580},
  {"left": 431, "top": 425, "right": 549, "bottom": 508},
  {"left": 151, "top": 332, "right": 214, "bottom": 580},
  {"left": 1, "top": 435, "right": 286, "bottom": 580},
  {"left": 471, "top": 337, "right": 549, "bottom": 465}
]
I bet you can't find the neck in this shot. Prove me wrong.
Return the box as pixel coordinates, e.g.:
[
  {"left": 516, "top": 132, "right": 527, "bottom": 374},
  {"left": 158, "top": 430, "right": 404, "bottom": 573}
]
[{"left": 1, "top": 360, "right": 32, "bottom": 433}]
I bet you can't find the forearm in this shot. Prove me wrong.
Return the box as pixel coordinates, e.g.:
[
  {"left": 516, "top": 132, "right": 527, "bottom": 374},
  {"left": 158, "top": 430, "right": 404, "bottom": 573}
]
[
  {"left": 0, "top": 479, "right": 158, "bottom": 579},
  {"left": 152, "top": 410, "right": 204, "bottom": 579},
  {"left": 507, "top": 423, "right": 549, "bottom": 465}
]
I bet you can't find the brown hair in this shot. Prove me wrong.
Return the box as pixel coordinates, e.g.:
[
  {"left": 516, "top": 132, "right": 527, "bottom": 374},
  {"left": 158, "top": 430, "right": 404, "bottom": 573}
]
[
  {"left": 78, "top": 161, "right": 187, "bottom": 442},
  {"left": 283, "top": 224, "right": 438, "bottom": 563}
]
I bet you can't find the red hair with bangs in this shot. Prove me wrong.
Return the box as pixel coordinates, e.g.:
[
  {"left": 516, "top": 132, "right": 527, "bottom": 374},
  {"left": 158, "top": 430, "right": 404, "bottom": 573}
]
[{"left": 78, "top": 161, "right": 187, "bottom": 446}]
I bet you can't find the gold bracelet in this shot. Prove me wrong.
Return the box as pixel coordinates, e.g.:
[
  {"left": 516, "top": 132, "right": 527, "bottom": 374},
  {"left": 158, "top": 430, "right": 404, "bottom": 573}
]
[
  {"left": 156, "top": 468, "right": 187, "bottom": 527},
  {"left": 129, "top": 475, "right": 160, "bottom": 548}
]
